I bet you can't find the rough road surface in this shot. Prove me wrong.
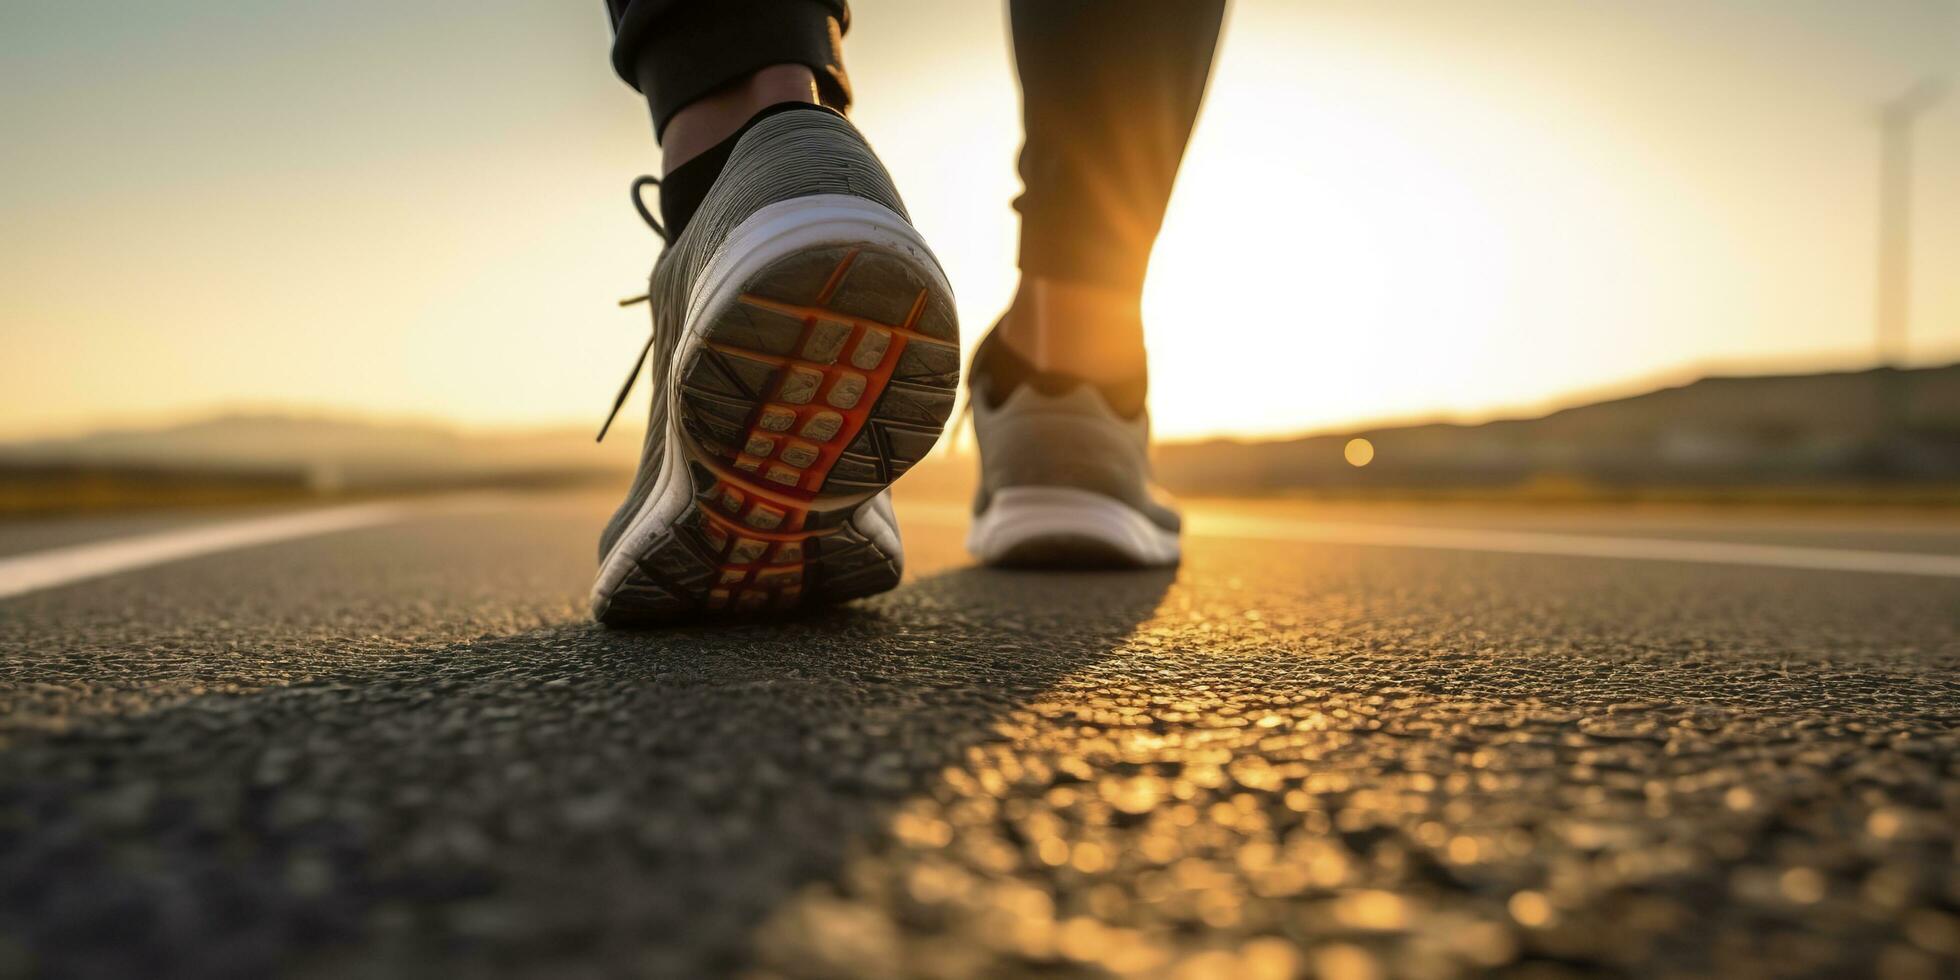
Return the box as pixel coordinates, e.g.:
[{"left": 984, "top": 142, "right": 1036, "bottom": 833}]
[{"left": 1, "top": 493, "right": 1956, "bottom": 979}]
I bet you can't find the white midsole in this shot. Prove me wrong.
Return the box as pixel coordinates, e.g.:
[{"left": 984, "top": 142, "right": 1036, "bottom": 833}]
[
  {"left": 966, "top": 486, "right": 1182, "bottom": 567},
  {"left": 591, "top": 194, "right": 951, "bottom": 613}
]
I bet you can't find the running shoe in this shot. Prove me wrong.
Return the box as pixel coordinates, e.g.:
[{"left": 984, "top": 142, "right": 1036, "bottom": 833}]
[
  {"left": 593, "top": 107, "right": 960, "bottom": 625},
  {"left": 966, "top": 331, "right": 1181, "bottom": 567}
]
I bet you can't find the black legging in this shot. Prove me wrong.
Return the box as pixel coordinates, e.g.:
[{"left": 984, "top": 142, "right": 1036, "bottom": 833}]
[{"left": 604, "top": 0, "right": 1226, "bottom": 293}]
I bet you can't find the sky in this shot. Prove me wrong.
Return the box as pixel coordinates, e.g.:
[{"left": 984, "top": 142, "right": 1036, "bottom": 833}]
[{"left": 2, "top": 0, "right": 1957, "bottom": 442}]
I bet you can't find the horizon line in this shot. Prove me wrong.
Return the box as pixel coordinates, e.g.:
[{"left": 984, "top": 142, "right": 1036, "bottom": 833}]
[{"left": 5, "top": 344, "right": 1956, "bottom": 449}]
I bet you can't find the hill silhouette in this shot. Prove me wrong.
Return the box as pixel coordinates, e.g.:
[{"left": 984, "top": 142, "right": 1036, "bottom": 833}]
[
  {"left": 2, "top": 365, "right": 1954, "bottom": 509},
  {"left": 1153, "top": 363, "right": 1960, "bottom": 495}
]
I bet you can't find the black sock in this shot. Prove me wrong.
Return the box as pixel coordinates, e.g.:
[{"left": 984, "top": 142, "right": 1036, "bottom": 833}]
[{"left": 658, "top": 101, "right": 839, "bottom": 240}]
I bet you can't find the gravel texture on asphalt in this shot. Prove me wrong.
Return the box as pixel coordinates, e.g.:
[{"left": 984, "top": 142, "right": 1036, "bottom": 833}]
[{"left": 1, "top": 496, "right": 1956, "bottom": 979}]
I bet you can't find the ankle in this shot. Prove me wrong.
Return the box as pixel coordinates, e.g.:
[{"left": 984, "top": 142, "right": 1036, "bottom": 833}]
[
  {"left": 662, "top": 64, "right": 820, "bottom": 174},
  {"left": 657, "top": 99, "right": 832, "bottom": 242},
  {"left": 995, "top": 277, "right": 1148, "bottom": 385}
]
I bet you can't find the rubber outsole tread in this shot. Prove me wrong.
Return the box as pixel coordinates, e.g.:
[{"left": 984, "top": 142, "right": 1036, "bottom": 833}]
[{"left": 598, "top": 241, "right": 957, "bottom": 626}]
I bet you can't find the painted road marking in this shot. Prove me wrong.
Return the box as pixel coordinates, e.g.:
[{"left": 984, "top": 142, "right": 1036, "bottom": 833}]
[
  {"left": 0, "top": 503, "right": 411, "bottom": 601},
  {"left": 1185, "top": 513, "right": 1960, "bottom": 578},
  {"left": 901, "top": 503, "right": 1960, "bottom": 578},
  {"left": 4, "top": 500, "right": 1951, "bottom": 605}
]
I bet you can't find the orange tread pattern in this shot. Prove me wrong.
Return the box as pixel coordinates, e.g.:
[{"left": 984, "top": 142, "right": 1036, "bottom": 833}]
[{"left": 692, "top": 249, "right": 954, "bottom": 611}]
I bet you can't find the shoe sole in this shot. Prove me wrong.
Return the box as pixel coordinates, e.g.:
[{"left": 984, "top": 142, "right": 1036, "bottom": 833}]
[
  {"left": 967, "top": 486, "right": 1182, "bottom": 569},
  {"left": 593, "top": 196, "right": 960, "bottom": 625}
]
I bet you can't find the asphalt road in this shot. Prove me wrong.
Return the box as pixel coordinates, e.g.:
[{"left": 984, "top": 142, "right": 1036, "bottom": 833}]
[{"left": 1, "top": 492, "right": 1956, "bottom": 979}]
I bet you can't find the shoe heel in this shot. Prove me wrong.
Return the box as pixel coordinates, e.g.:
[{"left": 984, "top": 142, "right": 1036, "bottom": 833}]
[
  {"left": 675, "top": 241, "right": 959, "bottom": 504},
  {"left": 596, "top": 195, "right": 959, "bottom": 624}
]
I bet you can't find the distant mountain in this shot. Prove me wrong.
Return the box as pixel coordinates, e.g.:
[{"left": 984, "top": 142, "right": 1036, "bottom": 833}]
[
  {"left": 5, "top": 364, "right": 1956, "bottom": 502},
  {"left": 0, "top": 414, "right": 639, "bottom": 491},
  {"left": 1154, "top": 363, "right": 1960, "bottom": 494}
]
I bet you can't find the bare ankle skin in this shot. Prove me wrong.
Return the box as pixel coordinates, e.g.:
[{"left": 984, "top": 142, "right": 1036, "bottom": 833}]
[
  {"left": 661, "top": 64, "right": 820, "bottom": 173},
  {"left": 995, "top": 277, "right": 1148, "bottom": 384}
]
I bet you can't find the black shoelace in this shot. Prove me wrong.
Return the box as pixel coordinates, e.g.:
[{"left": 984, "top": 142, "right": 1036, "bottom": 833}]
[{"left": 596, "top": 176, "right": 668, "bottom": 443}]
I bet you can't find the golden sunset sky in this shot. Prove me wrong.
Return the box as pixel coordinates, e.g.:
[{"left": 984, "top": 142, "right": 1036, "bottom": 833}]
[{"left": 3, "top": 0, "right": 1957, "bottom": 442}]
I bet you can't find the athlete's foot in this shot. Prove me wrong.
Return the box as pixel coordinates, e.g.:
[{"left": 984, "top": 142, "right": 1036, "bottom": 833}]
[
  {"left": 593, "top": 104, "right": 960, "bottom": 625},
  {"left": 965, "top": 327, "right": 1181, "bottom": 568}
]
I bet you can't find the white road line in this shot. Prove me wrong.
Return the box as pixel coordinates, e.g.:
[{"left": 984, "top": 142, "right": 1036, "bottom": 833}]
[
  {"left": 1184, "top": 513, "right": 1960, "bottom": 578},
  {"left": 0, "top": 503, "right": 412, "bottom": 601},
  {"left": 901, "top": 503, "right": 1959, "bottom": 577}
]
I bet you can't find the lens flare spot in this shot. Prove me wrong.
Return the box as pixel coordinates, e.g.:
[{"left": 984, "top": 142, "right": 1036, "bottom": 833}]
[
  {"left": 1509, "top": 890, "right": 1554, "bottom": 927},
  {"left": 1344, "top": 437, "right": 1375, "bottom": 467}
]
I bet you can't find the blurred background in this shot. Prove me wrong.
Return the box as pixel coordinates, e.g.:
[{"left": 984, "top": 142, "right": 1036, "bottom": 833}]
[{"left": 3, "top": 0, "right": 1957, "bottom": 512}]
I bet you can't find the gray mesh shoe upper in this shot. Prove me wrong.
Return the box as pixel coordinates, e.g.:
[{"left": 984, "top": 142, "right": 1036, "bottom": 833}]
[
  {"left": 599, "top": 108, "right": 911, "bottom": 561},
  {"left": 971, "top": 373, "right": 1182, "bottom": 533}
]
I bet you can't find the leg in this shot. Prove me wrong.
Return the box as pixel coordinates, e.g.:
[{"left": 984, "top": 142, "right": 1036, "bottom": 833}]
[
  {"left": 998, "top": 0, "right": 1227, "bottom": 390},
  {"left": 592, "top": 1, "right": 963, "bottom": 624},
  {"left": 605, "top": 0, "right": 848, "bottom": 232},
  {"left": 606, "top": 0, "right": 850, "bottom": 148},
  {"left": 966, "top": 0, "right": 1225, "bottom": 569}
]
